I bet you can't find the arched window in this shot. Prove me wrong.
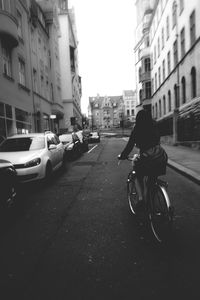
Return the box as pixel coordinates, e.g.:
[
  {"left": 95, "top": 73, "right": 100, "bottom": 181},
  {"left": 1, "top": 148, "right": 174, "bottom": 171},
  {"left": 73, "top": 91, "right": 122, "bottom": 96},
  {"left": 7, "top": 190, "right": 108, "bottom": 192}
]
[
  {"left": 139, "top": 89, "right": 142, "bottom": 104},
  {"left": 163, "top": 95, "right": 166, "bottom": 115},
  {"left": 172, "top": 1, "right": 177, "bottom": 28},
  {"left": 152, "top": 105, "right": 154, "bottom": 118},
  {"left": 159, "top": 99, "right": 162, "bottom": 117},
  {"left": 174, "top": 84, "right": 179, "bottom": 108},
  {"left": 168, "top": 90, "right": 171, "bottom": 112},
  {"left": 139, "top": 67, "right": 142, "bottom": 82},
  {"left": 181, "top": 76, "right": 186, "bottom": 104},
  {"left": 155, "top": 103, "right": 158, "bottom": 119},
  {"left": 191, "top": 67, "right": 196, "bottom": 98}
]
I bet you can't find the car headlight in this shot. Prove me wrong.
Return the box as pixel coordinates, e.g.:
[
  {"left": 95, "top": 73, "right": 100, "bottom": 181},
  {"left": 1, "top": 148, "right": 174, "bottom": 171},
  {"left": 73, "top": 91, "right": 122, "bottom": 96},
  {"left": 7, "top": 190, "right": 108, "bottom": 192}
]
[{"left": 24, "top": 158, "right": 41, "bottom": 168}]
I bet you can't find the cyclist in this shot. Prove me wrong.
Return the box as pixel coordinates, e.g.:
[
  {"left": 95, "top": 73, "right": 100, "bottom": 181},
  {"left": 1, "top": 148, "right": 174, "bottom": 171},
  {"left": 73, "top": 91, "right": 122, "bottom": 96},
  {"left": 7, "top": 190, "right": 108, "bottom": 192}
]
[{"left": 118, "top": 109, "right": 168, "bottom": 210}]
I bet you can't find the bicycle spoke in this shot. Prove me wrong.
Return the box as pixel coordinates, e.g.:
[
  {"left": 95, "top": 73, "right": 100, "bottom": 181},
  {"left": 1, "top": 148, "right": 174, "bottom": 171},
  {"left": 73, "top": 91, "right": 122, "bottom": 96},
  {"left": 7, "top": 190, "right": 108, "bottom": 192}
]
[{"left": 149, "top": 185, "right": 172, "bottom": 242}]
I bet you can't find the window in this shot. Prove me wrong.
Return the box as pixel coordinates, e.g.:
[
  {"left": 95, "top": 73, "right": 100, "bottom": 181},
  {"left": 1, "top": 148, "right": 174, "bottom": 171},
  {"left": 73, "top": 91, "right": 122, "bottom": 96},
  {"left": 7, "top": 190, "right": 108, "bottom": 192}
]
[
  {"left": 168, "top": 90, "right": 171, "bottom": 112},
  {"left": 163, "top": 96, "right": 166, "bottom": 115},
  {"left": 155, "top": 103, "right": 158, "bottom": 119},
  {"left": 158, "top": 67, "right": 161, "bottom": 86},
  {"left": 180, "top": 27, "right": 185, "bottom": 58},
  {"left": 167, "top": 51, "right": 171, "bottom": 74},
  {"left": 152, "top": 78, "right": 154, "bottom": 94},
  {"left": 180, "top": 0, "right": 184, "bottom": 14},
  {"left": 159, "top": 99, "right": 162, "bottom": 117},
  {"left": 174, "top": 84, "right": 179, "bottom": 108},
  {"left": 18, "top": 58, "right": 26, "bottom": 86},
  {"left": 17, "top": 10, "right": 23, "bottom": 39},
  {"left": 139, "top": 89, "right": 142, "bottom": 103},
  {"left": 162, "top": 59, "right": 165, "bottom": 81},
  {"left": 33, "top": 69, "right": 38, "bottom": 93},
  {"left": 127, "top": 110, "right": 130, "bottom": 116},
  {"left": 139, "top": 67, "right": 142, "bottom": 82},
  {"left": 173, "top": 39, "right": 178, "bottom": 67},
  {"left": 191, "top": 67, "right": 196, "bottom": 98},
  {"left": 158, "top": 37, "right": 160, "bottom": 57},
  {"left": 60, "top": 0, "right": 68, "bottom": 10},
  {"left": 154, "top": 45, "right": 157, "bottom": 64},
  {"left": 0, "top": 0, "right": 10, "bottom": 11},
  {"left": 155, "top": 73, "right": 157, "bottom": 90},
  {"left": 190, "top": 10, "right": 196, "bottom": 46},
  {"left": 0, "top": 0, "right": 5, "bottom": 9},
  {"left": 2, "top": 43, "right": 12, "bottom": 77},
  {"left": 181, "top": 76, "right": 186, "bottom": 104},
  {"left": 161, "top": 27, "right": 164, "bottom": 48},
  {"left": 145, "top": 82, "right": 151, "bottom": 99},
  {"left": 144, "top": 58, "right": 150, "bottom": 72},
  {"left": 172, "top": 1, "right": 177, "bottom": 28},
  {"left": 166, "top": 16, "right": 170, "bottom": 40}
]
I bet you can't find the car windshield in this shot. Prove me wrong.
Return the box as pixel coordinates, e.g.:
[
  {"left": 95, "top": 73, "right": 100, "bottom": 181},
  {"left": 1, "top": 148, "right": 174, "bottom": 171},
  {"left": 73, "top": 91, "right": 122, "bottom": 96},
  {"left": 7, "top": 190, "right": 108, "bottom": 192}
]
[
  {"left": 0, "top": 137, "right": 45, "bottom": 152},
  {"left": 59, "top": 135, "right": 72, "bottom": 143}
]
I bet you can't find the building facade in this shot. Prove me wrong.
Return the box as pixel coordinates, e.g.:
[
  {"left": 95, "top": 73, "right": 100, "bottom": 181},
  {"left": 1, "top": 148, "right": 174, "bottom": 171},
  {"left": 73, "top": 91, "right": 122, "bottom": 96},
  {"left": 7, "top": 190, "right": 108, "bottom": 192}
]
[
  {"left": 0, "top": 0, "right": 34, "bottom": 137},
  {"left": 123, "top": 90, "right": 137, "bottom": 123},
  {"left": 135, "top": 0, "right": 200, "bottom": 144},
  {"left": 57, "top": 1, "right": 82, "bottom": 133},
  {"left": 89, "top": 95, "right": 124, "bottom": 129},
  {"left": 31, "top": 0, "right": 64, "bottom": 133},
  {"left": 0, "top": 0, "right": 82, "bottom": 138}
]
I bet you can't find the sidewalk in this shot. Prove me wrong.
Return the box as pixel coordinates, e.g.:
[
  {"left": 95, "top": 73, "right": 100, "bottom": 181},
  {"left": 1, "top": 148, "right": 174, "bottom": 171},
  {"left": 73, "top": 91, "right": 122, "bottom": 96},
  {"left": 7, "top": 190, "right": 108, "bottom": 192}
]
[{"left": 162, "top": 144, "right": 200, "bottom": 185}]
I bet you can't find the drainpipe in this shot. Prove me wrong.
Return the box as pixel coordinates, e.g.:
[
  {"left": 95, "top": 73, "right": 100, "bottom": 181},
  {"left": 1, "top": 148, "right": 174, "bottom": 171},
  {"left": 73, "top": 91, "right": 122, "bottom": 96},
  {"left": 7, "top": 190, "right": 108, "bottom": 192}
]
[{"left": 173, "top": 1, "right": 179, "bottom": 145}]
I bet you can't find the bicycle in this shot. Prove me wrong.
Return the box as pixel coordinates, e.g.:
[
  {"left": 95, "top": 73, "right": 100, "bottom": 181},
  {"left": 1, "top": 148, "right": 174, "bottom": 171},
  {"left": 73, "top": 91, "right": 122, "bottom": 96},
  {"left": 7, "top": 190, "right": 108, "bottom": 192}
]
[{"left": 125, "top": 155, "right": 174, "bottom": 243}]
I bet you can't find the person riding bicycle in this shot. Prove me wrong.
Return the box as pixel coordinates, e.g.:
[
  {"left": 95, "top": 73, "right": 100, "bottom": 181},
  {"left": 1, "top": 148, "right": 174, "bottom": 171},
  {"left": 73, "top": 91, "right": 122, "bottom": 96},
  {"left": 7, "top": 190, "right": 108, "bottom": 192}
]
[{"left": 118, "top": 109, "right": 168, "bottom": 210}]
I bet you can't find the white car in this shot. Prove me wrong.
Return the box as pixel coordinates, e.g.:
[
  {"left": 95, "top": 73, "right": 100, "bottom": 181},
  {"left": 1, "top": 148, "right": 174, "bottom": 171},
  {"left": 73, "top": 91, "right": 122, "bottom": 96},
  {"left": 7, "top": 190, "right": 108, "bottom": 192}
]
[
  {"left": 0, "top": 132, "right": 65, "bottom": 182},
  {"left": 88, "top": 131, "right": 100, "bottom": 143}
]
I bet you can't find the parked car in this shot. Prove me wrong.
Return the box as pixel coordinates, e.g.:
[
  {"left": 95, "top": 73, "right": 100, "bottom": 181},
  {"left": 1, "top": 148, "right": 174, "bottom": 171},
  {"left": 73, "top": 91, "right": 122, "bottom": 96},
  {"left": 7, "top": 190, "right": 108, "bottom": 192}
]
[
  {"left": 0, "top": 159, "right": 18, "bottom": 208},
  {"left": 76, "top": 130, "right": 89, "bottom": 152},
  {"left": 0, "top": 132, "right": 65, "bottom": 182},
  {"left": 59, "top": 132, "right": 82, "bottom": 160},
  {"left": 88, "top": 131, "right": 100, "bottom": 143}
]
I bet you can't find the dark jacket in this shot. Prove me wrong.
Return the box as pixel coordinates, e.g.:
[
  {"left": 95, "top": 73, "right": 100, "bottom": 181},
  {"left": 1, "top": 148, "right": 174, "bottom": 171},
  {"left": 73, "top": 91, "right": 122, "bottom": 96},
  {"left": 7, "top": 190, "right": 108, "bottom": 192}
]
[{"left": 121, "top": 120, "right": 160, "bottom": 158}]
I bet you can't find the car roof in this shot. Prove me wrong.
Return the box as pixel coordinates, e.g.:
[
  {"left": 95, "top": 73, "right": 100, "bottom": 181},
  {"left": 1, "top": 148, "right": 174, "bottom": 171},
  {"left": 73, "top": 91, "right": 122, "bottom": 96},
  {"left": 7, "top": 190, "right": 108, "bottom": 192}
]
[{"left": 6, "top": 132, "right": 54, "bottom": 139}]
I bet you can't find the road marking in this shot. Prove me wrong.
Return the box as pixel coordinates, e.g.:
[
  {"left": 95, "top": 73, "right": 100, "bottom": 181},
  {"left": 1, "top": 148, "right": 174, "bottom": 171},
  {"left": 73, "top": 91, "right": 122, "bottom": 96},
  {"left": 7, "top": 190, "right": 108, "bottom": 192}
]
[{"left": 88, "top": 145, "right": 98, "bottom": 153}]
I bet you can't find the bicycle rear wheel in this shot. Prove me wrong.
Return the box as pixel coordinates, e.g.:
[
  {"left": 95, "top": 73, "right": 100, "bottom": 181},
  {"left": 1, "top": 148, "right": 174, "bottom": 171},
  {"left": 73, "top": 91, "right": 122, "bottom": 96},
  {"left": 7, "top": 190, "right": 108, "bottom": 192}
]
[
  {"left": 149, "top": 183, "right": 173, "bottom": 242},
  {"left": 127, "top": 171, "right": 139, "bottom": 214}
]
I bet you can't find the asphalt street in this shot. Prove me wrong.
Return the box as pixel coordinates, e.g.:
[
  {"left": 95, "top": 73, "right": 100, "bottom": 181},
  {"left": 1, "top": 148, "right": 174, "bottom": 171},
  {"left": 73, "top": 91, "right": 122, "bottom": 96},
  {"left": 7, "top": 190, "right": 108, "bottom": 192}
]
[{"left": 0, "top": 137, "right": 200, "bottom": 300}]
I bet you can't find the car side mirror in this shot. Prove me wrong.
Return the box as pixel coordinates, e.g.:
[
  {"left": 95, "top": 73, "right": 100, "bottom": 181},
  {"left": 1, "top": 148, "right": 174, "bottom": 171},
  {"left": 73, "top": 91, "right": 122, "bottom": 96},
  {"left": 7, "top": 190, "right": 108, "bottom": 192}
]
[{"left": 48, "top": 144, "right": 57, "bottom": 150}]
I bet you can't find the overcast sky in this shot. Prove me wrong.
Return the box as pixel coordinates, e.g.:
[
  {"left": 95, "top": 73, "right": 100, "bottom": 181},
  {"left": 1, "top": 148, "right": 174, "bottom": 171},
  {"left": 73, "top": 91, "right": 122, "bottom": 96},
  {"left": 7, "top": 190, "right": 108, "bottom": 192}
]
[{"left": 69, "top": 0, "right": 137, "bottom": 114}]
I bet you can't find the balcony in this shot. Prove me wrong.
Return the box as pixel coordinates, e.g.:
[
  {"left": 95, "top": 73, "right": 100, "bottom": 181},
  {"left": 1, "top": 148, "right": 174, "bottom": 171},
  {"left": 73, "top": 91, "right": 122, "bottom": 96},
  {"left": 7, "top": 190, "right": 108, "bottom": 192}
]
[
  {"left": 0, "top": 10, "right": 18, "bottom": 48},
  {"left": 141, "top": 71, "right": 151, "bottom": 82},
  {"left": 140, "top": 47, "right": 150, "bottom": 59}
]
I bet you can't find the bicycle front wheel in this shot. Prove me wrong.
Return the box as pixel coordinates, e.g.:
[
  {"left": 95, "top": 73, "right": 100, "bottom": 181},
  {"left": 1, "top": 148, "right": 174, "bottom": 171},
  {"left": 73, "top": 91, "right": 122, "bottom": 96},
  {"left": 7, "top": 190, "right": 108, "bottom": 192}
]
[
  {"left": 127, "top": 171, "right": 139, "bottom": 215},
  {"left": 149, "top": 184, "right": 173, "bottom": 242}
]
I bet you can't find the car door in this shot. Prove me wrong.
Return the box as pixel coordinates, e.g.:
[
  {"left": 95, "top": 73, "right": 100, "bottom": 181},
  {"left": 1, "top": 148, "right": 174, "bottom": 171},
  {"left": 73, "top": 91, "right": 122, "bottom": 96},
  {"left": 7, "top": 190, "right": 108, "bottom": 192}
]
[
  {"left": 53, "top": 134, "right": 64, "bottom": 164},
  {"left": 47, "top": 134, "right": 58, "bottom": 169}
]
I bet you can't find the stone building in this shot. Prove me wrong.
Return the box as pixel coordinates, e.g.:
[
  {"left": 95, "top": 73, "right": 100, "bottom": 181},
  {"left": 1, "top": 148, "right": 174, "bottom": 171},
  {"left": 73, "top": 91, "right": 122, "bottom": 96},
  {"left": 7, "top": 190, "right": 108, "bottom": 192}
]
[
  {"left": 134, "top": 0, "right": 200, "bottom": 144},
  {"left": 89, "top": 95, "right": 124, "bottom": 129},
  {"left": 123, "top": 90, "right": 137, "bottom": 123},
  {"left": 0, "top": 0, "right": 82, "bottom": 137},
  {"left": 31, "top": 0, "right": 64, "bottom": 133},
  {"left": 57, "top": 0, "right": 82, "bottom": 132},
  {"left": 0, "top": 0, "right": 34, "bottom": 137}
]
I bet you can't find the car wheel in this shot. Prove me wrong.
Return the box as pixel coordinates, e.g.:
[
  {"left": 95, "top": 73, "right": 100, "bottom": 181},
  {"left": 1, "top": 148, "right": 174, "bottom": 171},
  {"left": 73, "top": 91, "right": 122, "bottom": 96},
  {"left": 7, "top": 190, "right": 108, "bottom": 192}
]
[{"left": 45, "top": 162, "right": 52, "bottom": 180}]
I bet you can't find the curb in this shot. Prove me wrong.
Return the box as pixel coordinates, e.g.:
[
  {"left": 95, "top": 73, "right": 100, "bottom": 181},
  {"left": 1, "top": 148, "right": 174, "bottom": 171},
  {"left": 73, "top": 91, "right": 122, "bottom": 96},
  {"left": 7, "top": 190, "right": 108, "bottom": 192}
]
[{"left": 167, "top": 159, "right": 200, "bottom": 185}]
